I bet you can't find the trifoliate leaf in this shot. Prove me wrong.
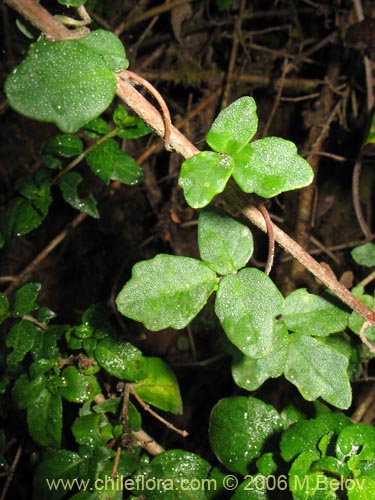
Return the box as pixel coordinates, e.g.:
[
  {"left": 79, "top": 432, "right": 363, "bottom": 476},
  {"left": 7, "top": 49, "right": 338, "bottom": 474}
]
[
  {"left": 116, "top": 254, "right": 218, "bottom": 331},
  {"left": 215, "top": 268, "right": 284, "bottom": 358},
  {"left": 284, "top": 289, "right": 349, "bottom": 336},
  {"left": 198, "top": 206, "right": 253, "bottom": 275},
  {"left": 206, "top": 96, "right": 258, "bottom": 154},
  {"left": 232, "top": 137, "right": 313, "bottom": 198},
  {"left": 284, "top": 334, "right": 352, "bottom": 409},
  {"left": 178, "top": 151, "right": 233, "bottom": 208}
]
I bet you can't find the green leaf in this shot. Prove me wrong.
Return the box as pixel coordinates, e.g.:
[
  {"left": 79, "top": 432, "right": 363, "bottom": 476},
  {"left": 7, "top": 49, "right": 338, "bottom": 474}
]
[
  {"left": 209, "top": 396, "right": 283, "bottom": 475},
  {"left": 82, "top": 117, "right": 110, "bottom": 138},
  {"left": 280, "top": 412, "right": 352, "bottom": 462},
  {"left": 58, "top": 0, "right": 87, "bottom": 6},
  {"left": 5, "top": 30, "right": 128, "bottom": 133},
  {"left": 59, "top": 172, "right": 99, "bottom": 218},
  {"left": 94, "top": 336, "right": 148, "bottom": 381},
  {"left": 12, "top": 373, "right": 46, "bottom": 409},
  {"left": 72, "top": 413, "right": 113, "bottom": 447},
  {"left": 33, "top": 449, "right": 85, "bottom": 500},
  {"left": 351, "top": 242, "right": 375, "bottom": 267},
  {"left": 13, "top": 282, "right": 41, "bottom": 317},
  {"left": 232, "top": 137, "right": 313, "bottom": 197},
  {"left": 116, "top": 254, "right": 218, "bottom": 331},
  {"left": 230, "top": 475, "right": 270, "bottom": 499},
  {"left": 40, "top": 134, "right": 84, "bottom": 161},
  {"left": 231, "top": 322, "right": 289, "bottom": 391},
  {"left": 1, "top": 194, "right": 51, "bottom": 239},
  {"left": 348, "top": 293, "right": 375, "bottom": 342},
  {"left": 285, "top": 334, "right": 352, "bottom": 409},
  {"left": 113, "top": 105, "right": 152, "bottom": 139},
  {"left": 133, "top": 357, "right": 183, "bottom": 414},
  {"left": 284, "top": 289, "right": 349, "bottom": 336},
  {"left": 0, "top": 294, "right": 9, "bottom": 324},
  {"left": 178, "top": 151, "right": 233, "bottom": 208},
  {"left": 59, "top": 366, "right": 101, "bottom": 402},
  {"left": 206, "top": 96, "right": 258, "bottom": 154},
  {"left": 215, "top": 0, "right": 234, "bottom": 11},
  {"left": 86, "top": 139, "right": 144, "bottom": 185},
  {"left": 215, "top": 268, "right": 284, "bottom": 358},
  {"left": 336, "top": 423, "right": 375, "bottom": 461},
  {"left": 6, "top": 320, "right": 39, "bottom": 369},
  {"left": 288, "top": 453, "right": 331, "bottom": 499},
  {"left": 198, "top": 206, "right": 253, "bottom": 275},
  {"left": 28, "top": 388, "right": 62, "bottom": 447},
  {"left": 132, "top": 450, "right": 211, "bottom": 500}
]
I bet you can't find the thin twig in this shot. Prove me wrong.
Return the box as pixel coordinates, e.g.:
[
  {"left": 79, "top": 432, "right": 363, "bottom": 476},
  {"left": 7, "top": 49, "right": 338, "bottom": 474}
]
[
  {"left": 120, "top": 70, "right": 172, "bottom": 150},
  {"left": 359, "top": 320, "right": 375, "bottom": 355},
  {"left": 0, "top": 443, "right": 22, "bottom": 500},
  {"left": 352, "top": 153, "right": 373, "bottom": 240},
  {"left": 129, "top": 384, "right": 188, "bottom": 437},
  {"left": 131, "top": 429, "right": 164, "bottom": 456},
  {"left": 262, "top": 58, "right": 288, "bottom": 137},
  {"left": 258, "top": 202, "right": 275, "bottom": 275}
]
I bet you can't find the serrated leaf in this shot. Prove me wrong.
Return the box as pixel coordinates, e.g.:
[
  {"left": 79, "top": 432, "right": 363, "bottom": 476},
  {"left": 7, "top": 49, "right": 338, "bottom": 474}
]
[
  {"left": 232, "top": 137, "right": 313, "bottom": 197},
  {"left": 133, "top": 357, "right": 182, "bottom": 414},
  {"left": 59, "top": 172, "right": 99, "bottom": 218},
  {"left": 206, "top": 96, "right": 258, "bottom": 154},
  {"left": 27, "top": 388, "right": 62, "bottom": 447},
  {"left": 72, "top": 413, "right": 113, "bottom": 447},
  {"left": 209, "top": 396, "right": 283, "bottom": 475},
  {"left": 284, "top": 334, "right": 352, "bottom": 409},
  {"left": 284, "top": 289, "right": 349, "bottom": 336},
  {"left": 351, "top": 242, "right": 375, "bottom": 267},
  {"left": 6, "top": 320, "right": 39, "bottom": 369},
  {"left": 1, "top": 195, "right": 51, "bottom": 239},
  {"left": 132, "top": 450, "right": 211, "bottom": 500},
  {"left": 178, "top": 151, "right": 233, "bottom": 208},
  {"left": 5, "top": 30, "right": 128, "bottom": 133},
  {"left": 13, "top": 282, "right": 41, "bottom": 317},
  {"left": 198, "top": 206, "right": 253, "bottom": 275},
  {"left": 280, "top": 413, "right": 352, "bottom": 462},
  {"left": 113, "top": 105, "right": 152, "bottom": 139},
  {"left": 59, "top": 366, "right": 101, "bottom": 402},
  {"left": 94, "top": 336, "right": 148, "bottom": 381},
  {"left": 215, "top": 268, "right": 284, "bottom": 358},
  {"left": 82, "top": 117, "right": 110, "bottom": 138},
  {"left": 86, "top": 138, "right": 144, "bottom": 185},
  {"left": 40, "top": 134, "right": 84, "bottom": 160},
  {"left": 231, "top": 322, "right": 289, "bottom": 391},
  {"left": 116, "top": 254, "right": 218, "bottom": 331},
  {"left": 33, "top": 449, "right": 85, "bottom": 500}
]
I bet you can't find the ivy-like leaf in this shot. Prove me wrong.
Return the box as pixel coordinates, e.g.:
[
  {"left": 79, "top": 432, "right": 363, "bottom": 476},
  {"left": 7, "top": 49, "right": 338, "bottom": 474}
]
[
  {"left": 198, "top": 207, "right": 253, "bottom": 275},
  {"left": 86, "top": 139, "right": 144, "bottom": 185},
  {"left": 231, "top": 323, "right": 289, "bottom": 391},
  {"left": 206, "top": 96, "right": 258, "bottom": 154},
  {"left": 215, "top": 268, "right": 284, "bottom": 358},
  {"left": 5, "top": 30, "right": 128, "bottom": 133},
  {"left": 58, "top": 366, "right": 101, "bottom": 403},
  {"left": 133, "top": 357, "right": 183, "bottom": 414},
  {"left": 94, "top": 336, "right": 148, "bottom": 381},
  {"left": 59, "top": 172, "right": 99, "bottom": 218},
  {"left": 284, "top": 334, "right": 352, "bottom": 409},
  {"left": 209, "top": 396, "right": 283, "bottom": 475},
  {"left": 351, "top": 242, "right": 375, "bottom": 267},
  {"left": 284, "top": 289, "right": 349, "bottom": 336},
  {"left": 178, "top": 151, "right": 233, "bottom": 208},
  {"left": 232, "top": 137, "right": 313, "bottom": 198},
  {"left": 116, "top": 254, "right": 218, "bottom": 331}
]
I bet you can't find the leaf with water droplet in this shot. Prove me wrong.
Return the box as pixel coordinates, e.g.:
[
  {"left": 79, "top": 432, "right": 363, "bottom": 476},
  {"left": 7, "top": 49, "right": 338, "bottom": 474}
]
[
  {"left": 133, "top": 357, "right": 183, "bottom": 414},
  {"left": 206, "top": 96, "right": 258, "bottom": 154},
  {"left": 178, "top": 151, "right": 233, "bottom": 208},
  {"left": 232, "top": 137, "right": 313, "bottom": 198},
  {"left": 86, "top": 138, "right": 144, "bottom": 185},
  {"left": 116, "top": 254, "right": 218, "bottom": 331},
  {"left": 59, "top": 171, "right": 99, "bottom": 218},
  {"left": 215, "top": 268, "right": 284, "bottom": 358},
  {"left": 284, "top": 288, "right": 349, "bottom": 336},
  {"left": 209, "top": 396, "right": 284, "bottom": 475},
  {"left": 58, "top": 366, "right": 101, "bottom": 403},
  {"left": 12, "top": 282, "right": 41, "bottom": 317},
  {"left": 72, "top": 413, "right": 113, "bottom": 447},
  {"left": 27, "top": 387, "right": 62, "bottom": 447},
  {"left": 6, "top": 320, "right": 40, "bottom": 371},
  {"left": 5, "top": 30, "right": 128, "bottom": 132},
  {"left": 198, "top": 206, "right": 253, "bottom": 275},
  {"left": 284, "top": 333, "right": 352, "bottom": 409}
]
